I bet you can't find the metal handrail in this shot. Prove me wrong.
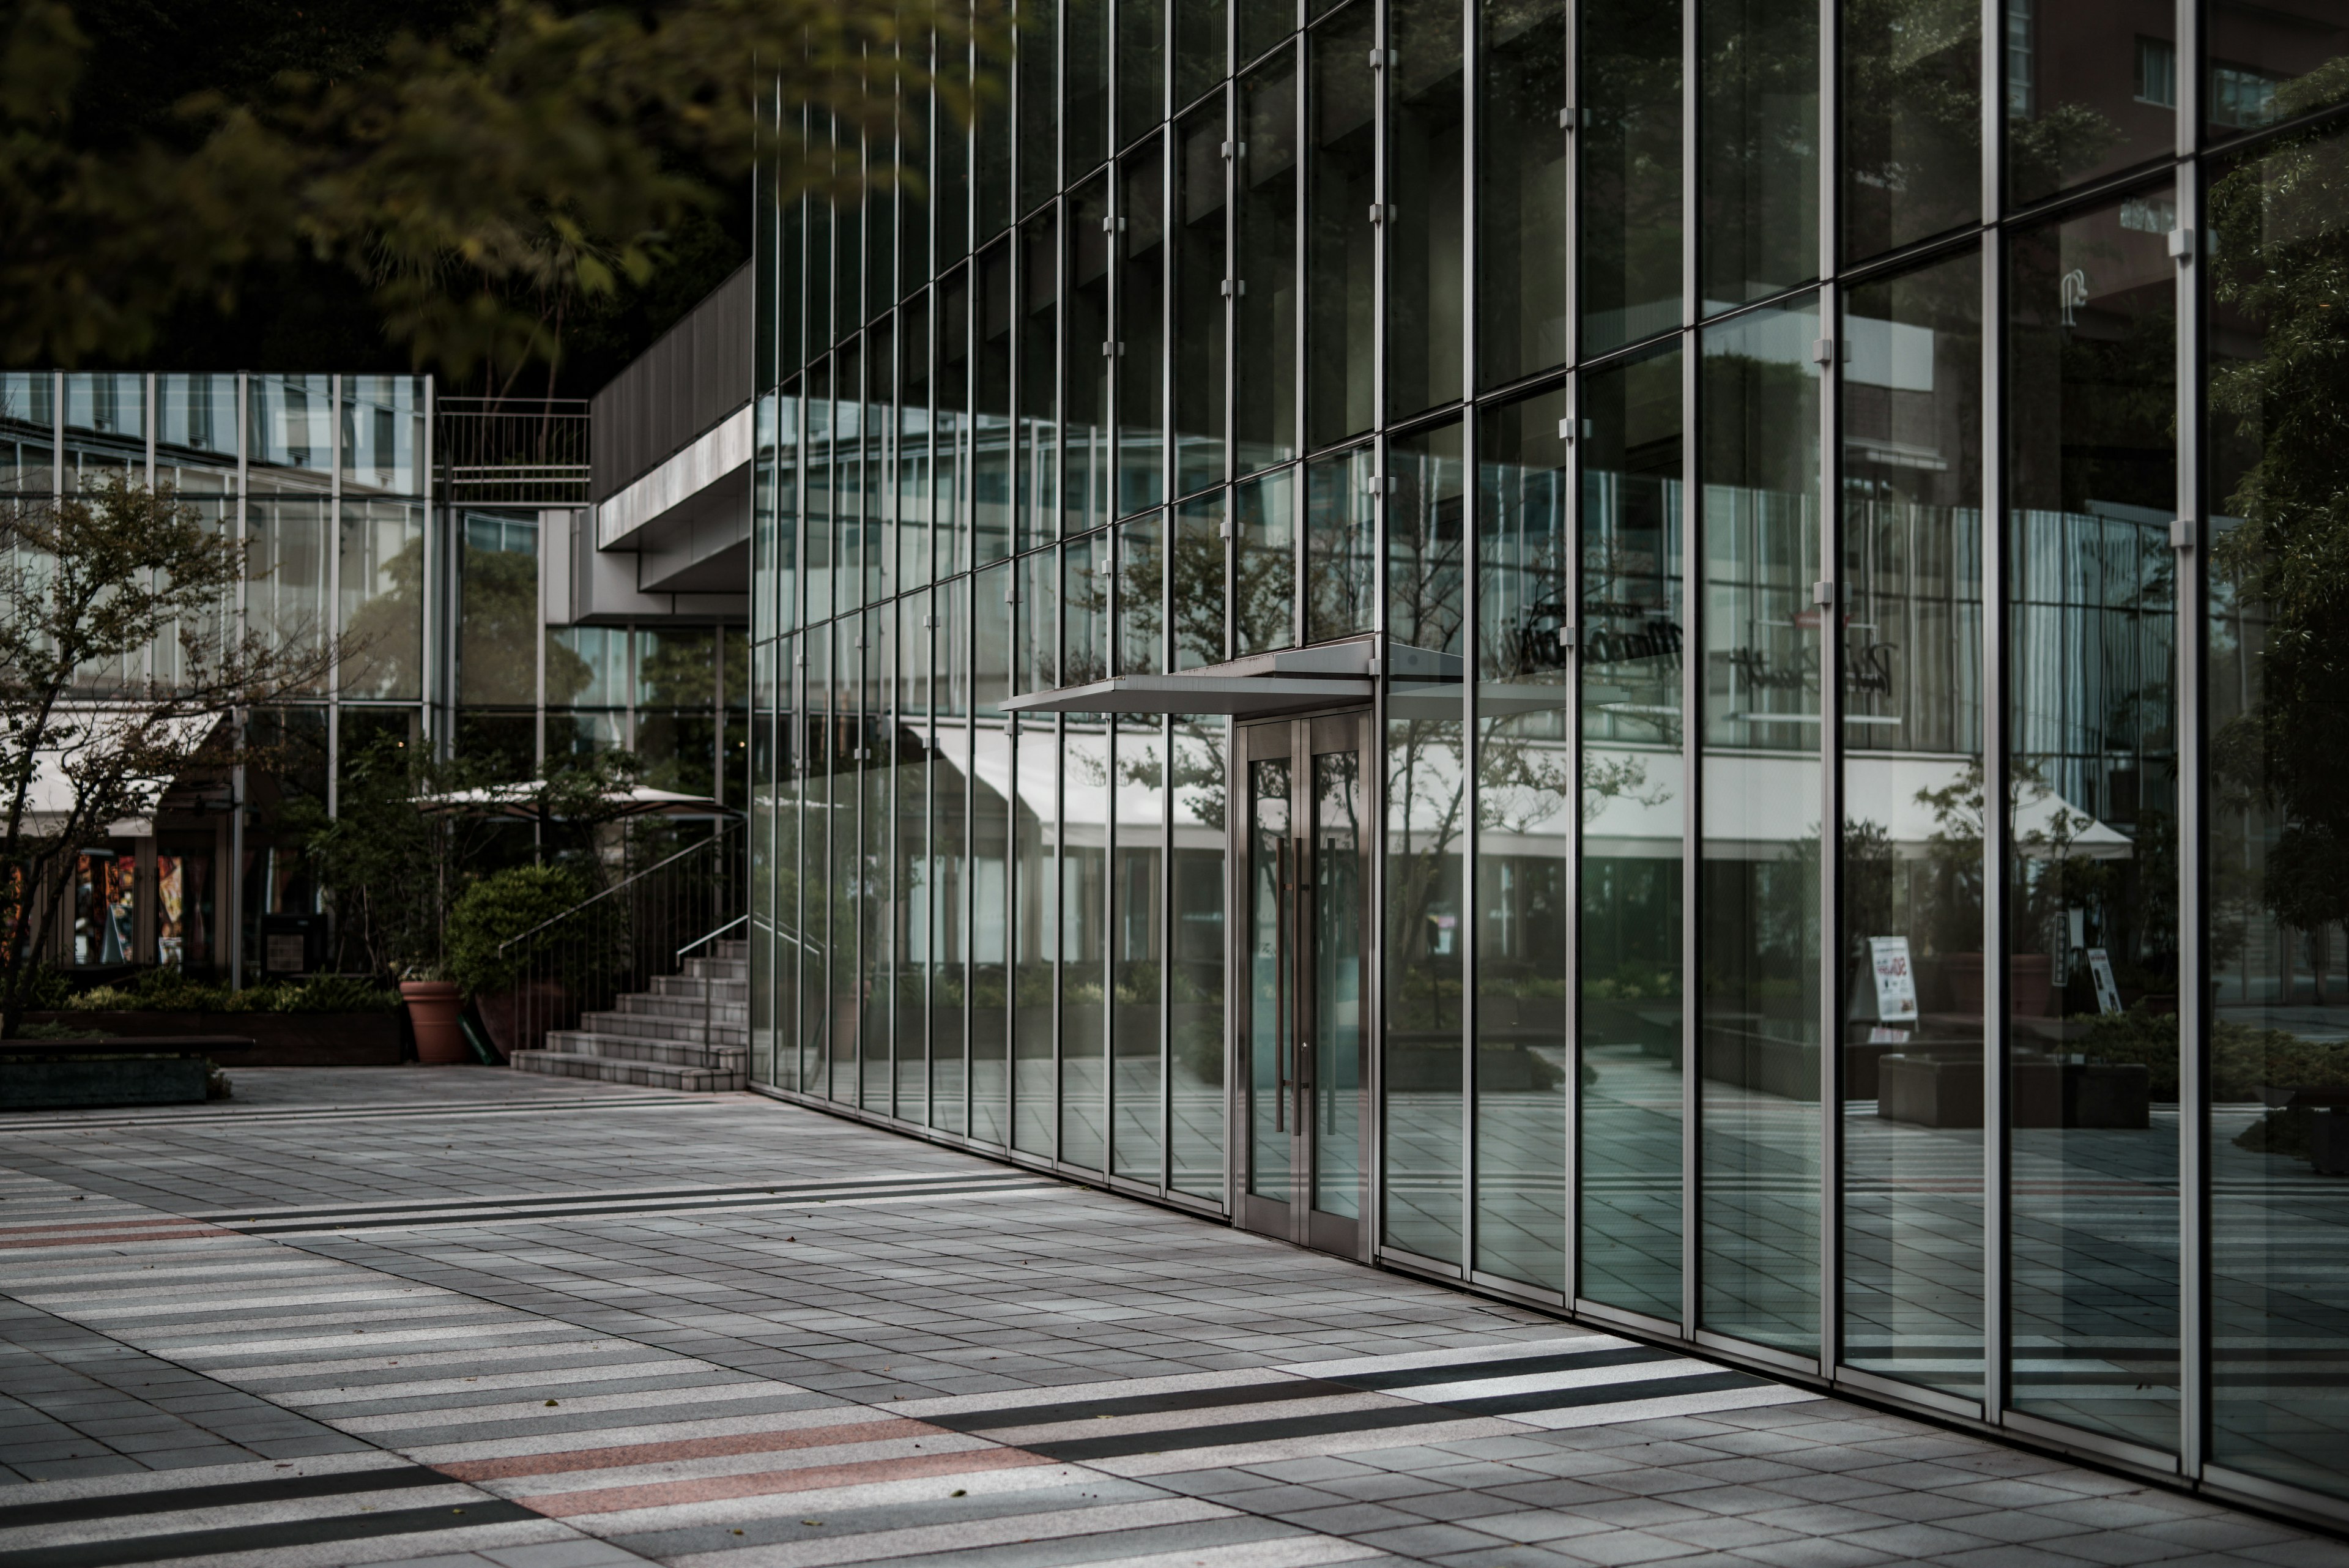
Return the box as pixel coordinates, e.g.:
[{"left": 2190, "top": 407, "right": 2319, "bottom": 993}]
[
  {"left": 498, "top": 823, "right": 733, "bottom": 955},
  {"left": 677, "top": 913, "right": 749, "bottom": 960}
]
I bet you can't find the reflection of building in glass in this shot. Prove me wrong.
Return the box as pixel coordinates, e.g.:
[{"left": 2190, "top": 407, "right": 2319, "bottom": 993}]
[{"left": 794, "top": 0, "right": 2349, "bottom": 1527}]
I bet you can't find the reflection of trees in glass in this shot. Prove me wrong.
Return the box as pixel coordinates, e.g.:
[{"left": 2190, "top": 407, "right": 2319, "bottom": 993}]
[
  {"left": 341, "top": 533, "right": 424, "bottom": 699},
  {"left": 639, "top": 631, "right": 715, "bottom": 708},
  {"left": 458, "top": 541, "right": 537, "bottom": 707},
  {"left": 1839, "top": 0, "right": 1978, "bottom": 256},
  {"left": 2211, "top": 74, "right": 2349, "bottom": 946},
  {"left": 1580, "top": 0, "right": 1680, "bottom": 347}
]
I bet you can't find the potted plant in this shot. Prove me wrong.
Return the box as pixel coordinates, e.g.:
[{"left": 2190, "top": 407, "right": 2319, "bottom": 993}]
[
  {"left": 447, "top": 864, "right": 604, "bottom": 1056},
  {"left": 398, "top": 963, "right": 468, "bottom": 1065}
]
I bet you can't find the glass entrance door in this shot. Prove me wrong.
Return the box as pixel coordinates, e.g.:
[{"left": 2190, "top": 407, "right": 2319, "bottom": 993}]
[{"left": 1238, "top": 713, "right": 1369, "bottom": 1257}]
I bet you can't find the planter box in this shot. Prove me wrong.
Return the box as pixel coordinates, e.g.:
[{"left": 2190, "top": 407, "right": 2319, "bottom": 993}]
[
  {"left": 1878, "top": 1052, "right": 2150, "bottom": 1129},
  {"left": 0, "top": 1039, "right": 241, "bottom": 1109},
  {"left": 22, "top": 1011, "right": 403, "bottom": 1066}
]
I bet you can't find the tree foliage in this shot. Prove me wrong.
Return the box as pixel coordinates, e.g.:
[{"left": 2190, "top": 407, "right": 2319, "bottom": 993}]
[
  {"left": 0, "top": 475, "right": 336, "bottom": 1035},
  {"left": 0, "top": 0, "right": 998, "bottom": 388}
]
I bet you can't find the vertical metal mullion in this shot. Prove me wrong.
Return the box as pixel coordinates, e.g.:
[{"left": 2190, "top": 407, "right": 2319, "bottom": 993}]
[
  {"left": 229, "top": 373, "right": 250, "bottom": 991},
  {"left": 1980, "top": 223, "right": 2012, "bottom": 1424},
  {"left": 143, "top": 376, "right": 157, "bottom": 691},
  {"left": 1677, "top": 0, "right": 1701, "bottom": 1340},
  {"left": 1817, "top": 284, "right": 1842, "bottom": 1372},
  {"left": 1461, "top": 404, "right": 1480, "bottom": 1273},
  {"left": 2173, "top": 79, "right": 2208, "bottom": 1477},
  {"left": 1159, "top": 711, "right": 1174, "bottom": 1194},
  {"left": 327, "top": 375, "right": 343, "bottom": 825},
  {"left": 1558, "top": 0, "right": 1583, "bottom": 1305},
  {"left": 1814, "top": 0, "right": 1842, "bottom": 1375}
]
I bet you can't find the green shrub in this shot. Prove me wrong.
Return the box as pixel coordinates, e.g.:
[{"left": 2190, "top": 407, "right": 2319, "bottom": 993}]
[
  {"left": 446, "top": 864, "right": 600, "bottom": 998},
  {"left": 61, "top": 971, "right": 398, "bottom": 1014},
  {"left": 2077, "top": 1008, "right": 2349, "bottom": 1102}
]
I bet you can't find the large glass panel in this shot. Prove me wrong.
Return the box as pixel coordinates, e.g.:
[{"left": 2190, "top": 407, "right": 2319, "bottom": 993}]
[
  {"left": 1387, "top": 0, "right": 1465, "bottom": 420},
  {"left": 1171, "top": 715, "right": 1228, "bottom": 1200},
  {"left": 1477, "top": 0, "right": 1568, "bottom": 390},
  {"left": 778, "top": 380, "right": 802, "bottom": 634},
  {"left": 977, "top": 35, "right": 1012, "bottom": 240},
  {"left": 1071, "top": 0, "right": 1111, "bottom": 174},
  {"left": 1241, "top": 0, "right": 1294, "bottom": 65},
  {"left": 1474, "top": 386, "right": 1573, "bottom": 1293},
  {"left": 1120, "top": 136, "right": 1170, "bottom": 516},
  {"left": 1248, "top": 754, "right": 1294, "bottom": 1202},
  {"left": 1066, "top": 528, "right": 1111, "bottom": 682},
  {"left": 1019, "top": 0, "right": 1059, "bottom": 215},
  {"left": 936, "top": 78, "right": 971, "bottom": 267},
  {"left": 453, "top": 510, "right": 533, "bottom": 707},
  {"left": 900, "top": 300, "right": 933, "bottom": 591},
  {"left": 897, "top": 598, "right": 932, "bottom": 1121},
  {"left": 833, "top": 623, "right": 863, "bottom": 1102},
  {"left": 935, "top": 575, "right": 973, "bottom": 1131},
  {"left": 1067, "top": 176, "right": 1116, "bottom": 538},
  {"left": 976, "top": 244, "right": 1015, "bottom": 564},
  {"left": 1238, "top": 53, "right": 1301, "bottom": 475},
  {"left": 1305, "top": 445, "right": 1375, "bottom": 643},
  {"left": 902, "top": 83, "right": 931, "bottom": 300},
  {"left": 340, "top": 376, "right": 425, "bottom": 496},
  {"left": 1014, "top": 710, "right": 1057, "bottom": 1153},
  {"left": 866, "top": 321, "right": 894, "bottom": 604},
  {"left": 1841, "top": 0, "right": 1978, "bottom": 264},
  {"left": 1312, "top": 746, "right": 1366, "bottom": 1218},
  {"left": 774, "top": 635, "right": 801, "bottom": 1091},
  {"left": 973, "top": 560, "right": 1015, "bottom": 1143},
  {"left": 1064, "top": 712, "right": 1113, "bottom": 1168},
  {"left": 1238, "top": 466, "right": 1299, "bottom": 653},
  {"left": 2207, "top": 115, "right": 2349, "bottom": 1501},
  {"left": 809, "top": 357, "right": 836, "bottom": 625},
  {"left": 1176, "top": 0, "right": 1227, "bottom": 109},
  {"left": 1389, "top": 420, "right": 1466, "bottom": 663},
  {"left": 1020, "top": 210, "right": 1059, "bottom": 552},
  {"left": 1121, "top": 0, "right": 1168, "bottom": 147},
  {"left": 2003, "top": 1, "right": 2169, "bottom": 207},
  {"left": 1699, "top": 0, "right": 1818, "bottom": 313},
  {"left": 2006, "top": 188, "right": 2178, "bottom": 1451},
  {"left": 1581, "top": 2, "right": 1682, "bottom": 356},
  {"left": 804, "top": 631, "right": 834, "bottom": 1094},
  {"left": 863, "top": 612, "right": 894, "bottom": 1113},
  {"left": 2205, "top": 0, "right": 2349, "bottom": 142},
  {"left": 1174, "top": 491, "right": 1228, "bottom": 668},
  {"left": 1113, "top": 715, "right": 1168, "bottom": 1182},
  {"left": 1119, "top": 511, "right": 1167, "bottom": 675},
  {"left": 1386, "top": 698, "right": 1467, "bottom": 1264},
  {"left": 839, "top": 337, "right": 867, "bottom": 614},
  {"left": 941, "top": 277, "right": 974, "bottom": 579},
  {"left": 752, "top": 639, "right": 777, "bottom": 1086},
  {"left": 1699, "top": 293, "right": 1822, "bottom": 1356},
  {"left": 1579, "top": 343, "right": 1686, "bottom": 1321},
  {"left": 1175, "top": 101, "right": 1230, "bottom": 499},
  {"left": 1839, "top": 248, "right": 1985, "bottom": 1399},
  {"left": 338, "top": 501, "right": 423, "bottom": 701},
  {"left": 1307, "top": 7, "right": 1378, "bottom": 448}
]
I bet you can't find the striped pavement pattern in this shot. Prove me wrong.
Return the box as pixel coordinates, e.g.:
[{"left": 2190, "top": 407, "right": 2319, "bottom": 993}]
[{"left": 0, "top": 1169, "right": 1819, "bottom": 1567}]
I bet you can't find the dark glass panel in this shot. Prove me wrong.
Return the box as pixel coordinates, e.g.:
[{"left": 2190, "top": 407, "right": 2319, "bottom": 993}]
[
  {"left": 2006, "top": 187, "right": 2178, "bottom": 1450},
  {"left": 972, "top": 559, "right": 1014, "bottom": 1145},
  {"left": 2205, "top": 0, "right": 2349, "bottom": 142},
  {"left": 976, "top": 243, "right": 1015, "bottom": 563},
  {"left": 1387, "top": 0, "right": 1465, "bottom": 419},
  {"left": 1121, "top": 0, "right": 1167, "bottom": 147},
  {"left": 2207, "top": 115, "right": 2349, "bottom": 1501},
  {"left": 1067, "top": 176, "right": 1116, "bottom": 538},
  {"left": 1119, "top": 137, "right": 1170, "bottom": 516},
  {"left": 1066, "top": 527, "right": 1111, "bottom": 682},
  {"left": 900, "top": 294, "right": 933, "bottom": 590},
  {"left": 977, "top": 35, "right": 1012, "bottom": 240},
  {"left": 1386, "top": 699, "right": 1465, "bottom": 1263},
  {"left": 1236, "top": 50, "right": 1302, "bottom": 474},
  {"left": 1841, "top": 0, "right": 1977, "bottom": 264},
  {"left": 902, "top": 83, "right": 931, "bottom": 299},
  {"left": 1699, "top": 0, "right": 1818, "bottom": 311},
  {"left": 1020, "top": 210, "right": 1059, "bottom": 552},
  {"left": 1170, "top": 714, "right": 1228, "bottom": 1200},
  {"left": 1070, "top": 0, "right": 1112, "bottom": 173},
  {"left": 1307, "top": 6, "right": 1378, "bottom": 448},
  {"left": 1019, "top": 0, "right": 1060, "bottom": 214},
  {"left": 1478, "top": 0, "right": 1568, "bottom": 388},
  {"left": 1013, "top": 706, "right": 1056, "bottom": 1153},
  {"left": 2004, "top": 0, "right": 2169, "bottom": 206},
  {"left": 1173, "top": 491, "right": 1228, "bottom": 669},
  {"left": 1112, "top": 714, "right": 1168, "bottom": 1183},
  {"left": 861, "top": 609, "right": 894, "bottom": 1113},
  {"left": 1174, "top": 100, "right": 1230, "bottom": 500},
  {"left": 1176, "top": 0, "right": 1228, "bottom": 109},
  {"left": 1389, "top": 418, "right": 1466, "bottom": 661},
  {"left": 940, "top": 267, "right": 974, "bottom": 579},
  {"left": 1119, "top": 509, "right": 1167, "bottom": 674},
  {"left": 1305, "top": 445, "right": 1375, "bottom": 644},
  {"left": 1581, "top": 0, "right": 1681, "bottom": 354}
]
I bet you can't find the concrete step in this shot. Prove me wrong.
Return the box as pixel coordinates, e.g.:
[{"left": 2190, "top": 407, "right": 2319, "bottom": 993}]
[
  {"left": 650, "top": 973, "right": 749, "bottom": 1002},
  {"left": 511, "top": 1048, "right": 743, "bottom": 1092},
  {"left": 590, "top": 1004, "right": 748, "bottom": 1042},
  {"left": 543, "top": 1030, "right": 746, "bottom": 1070},
  {"left": 683, "top": 955, "right": 748, "bottom": 982}
]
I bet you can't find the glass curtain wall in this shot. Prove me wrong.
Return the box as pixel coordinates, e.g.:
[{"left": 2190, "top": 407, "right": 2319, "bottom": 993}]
[{"left": 744, "top": 0, "right": 2349, "bottom": 1524}]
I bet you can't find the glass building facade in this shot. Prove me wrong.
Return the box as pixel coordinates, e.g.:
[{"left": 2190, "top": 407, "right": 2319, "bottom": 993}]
[{"left": 743, "top": 0, "right": 2349, "bottom": 1522}]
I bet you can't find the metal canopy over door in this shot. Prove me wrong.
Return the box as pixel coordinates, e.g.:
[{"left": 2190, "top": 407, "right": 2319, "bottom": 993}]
[{"left": 1236, "top": 711, "right": 1370, "bottom": 1257}]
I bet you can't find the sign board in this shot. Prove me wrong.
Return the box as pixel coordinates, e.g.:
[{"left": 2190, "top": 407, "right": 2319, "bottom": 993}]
[
  {"left": 2085, "top": 947, "right": 2123, "bottom": 1016},
  {"left": 1869, "top": 935, "right": 1919, "bottom": 1024},
  {"left": 264, "top": 933, "right": 306, "bottom": 974}
]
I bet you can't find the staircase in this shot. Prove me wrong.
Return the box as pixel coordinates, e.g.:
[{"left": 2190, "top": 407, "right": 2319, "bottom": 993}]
[{"left": 511, "top": 938, "right": 748, "bottom": 1091}]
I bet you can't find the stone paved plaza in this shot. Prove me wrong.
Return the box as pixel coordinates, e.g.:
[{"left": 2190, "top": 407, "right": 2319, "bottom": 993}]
[{"left": 0, "top": 1067, "right": 2343, "bottom": 1568}]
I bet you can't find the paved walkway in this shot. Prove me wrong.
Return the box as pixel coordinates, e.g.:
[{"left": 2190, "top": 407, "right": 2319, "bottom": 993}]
[{"left": 0, "top": 1069, "right": 2341, "bottom": 1568}]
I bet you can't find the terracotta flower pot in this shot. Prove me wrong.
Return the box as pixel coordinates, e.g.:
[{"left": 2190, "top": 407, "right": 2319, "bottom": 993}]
[{"left": 400, "top": 981, "right": 469, "bottom": 1065}]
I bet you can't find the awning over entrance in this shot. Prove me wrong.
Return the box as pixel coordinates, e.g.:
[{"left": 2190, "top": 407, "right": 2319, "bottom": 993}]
[{"left": 1000, "top": 639, "right": 1388, "bottom": 715}]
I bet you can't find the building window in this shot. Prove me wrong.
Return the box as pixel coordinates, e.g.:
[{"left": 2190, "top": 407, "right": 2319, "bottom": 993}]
[
  {"left": 2135, "top": 37, "right": 2177, "bottom": 108},
  {"left": 2211, "top": 62, "right": 2282, "bottom": 129}
]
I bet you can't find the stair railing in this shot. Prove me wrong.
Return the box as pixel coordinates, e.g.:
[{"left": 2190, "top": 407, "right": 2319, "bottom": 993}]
[
  {"left": 678, "top": 915, "right": 748, "bottom": 1053},
  {"left": 487, "top": 822, "right": 742, "bottom": 1057}
]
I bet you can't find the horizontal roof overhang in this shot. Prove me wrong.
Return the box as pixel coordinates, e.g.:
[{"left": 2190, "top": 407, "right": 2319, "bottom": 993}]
[{"left": 1001, "top": 639, "right": 1387, "bottom": 715}]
